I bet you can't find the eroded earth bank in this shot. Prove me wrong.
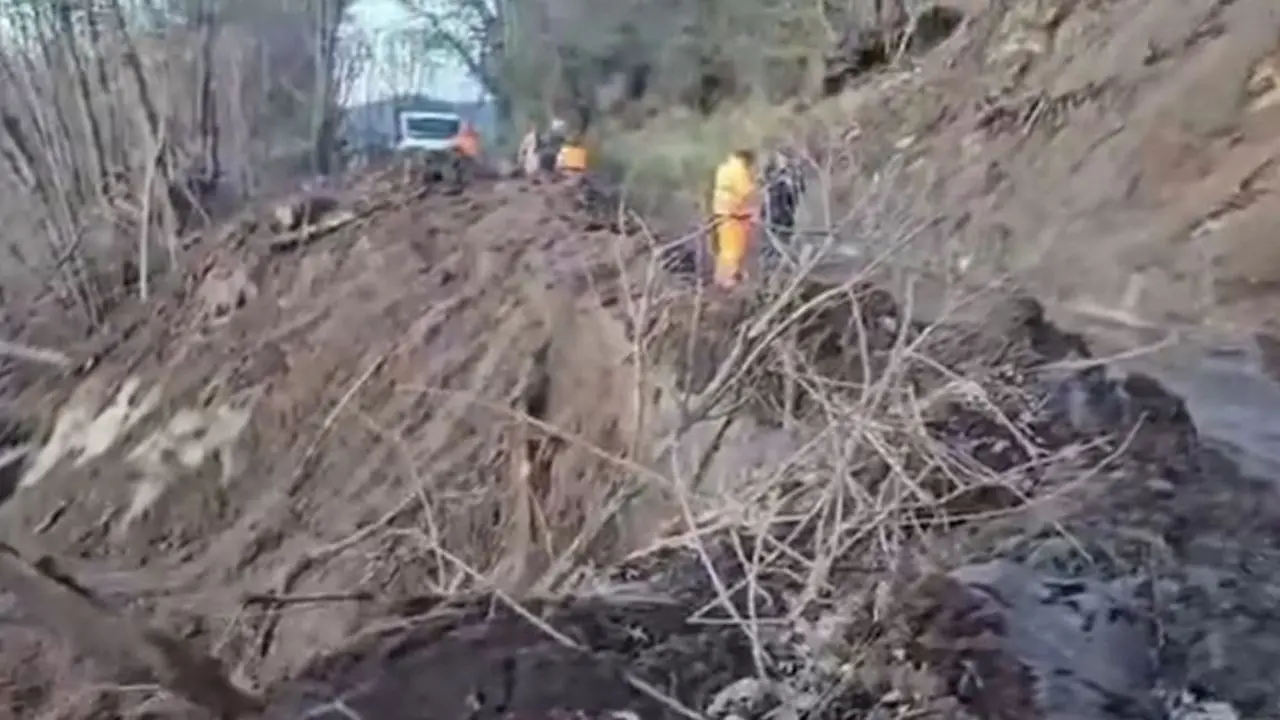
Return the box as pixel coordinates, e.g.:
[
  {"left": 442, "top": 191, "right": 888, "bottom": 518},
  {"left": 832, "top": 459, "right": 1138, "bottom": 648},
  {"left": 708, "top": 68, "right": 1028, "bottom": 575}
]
[{"left": 0, "top": 155, "right": 1268, "bottom": 720}]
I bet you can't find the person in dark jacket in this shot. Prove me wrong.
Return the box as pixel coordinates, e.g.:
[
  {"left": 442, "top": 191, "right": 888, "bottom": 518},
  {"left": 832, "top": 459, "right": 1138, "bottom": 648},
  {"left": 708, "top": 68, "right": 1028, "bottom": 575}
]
[
  {"left": 761, "top": 149, "right": 806, "bottom": 256},
  {"left": 538, "top": 117, "right": 568, "bottom": 174}
]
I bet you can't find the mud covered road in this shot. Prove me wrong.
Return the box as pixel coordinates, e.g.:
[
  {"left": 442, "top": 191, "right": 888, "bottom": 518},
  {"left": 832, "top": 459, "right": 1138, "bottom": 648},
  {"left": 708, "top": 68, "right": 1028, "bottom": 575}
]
[{"left": 1059, "top": 303, "right": 1280, "bottom": 482}]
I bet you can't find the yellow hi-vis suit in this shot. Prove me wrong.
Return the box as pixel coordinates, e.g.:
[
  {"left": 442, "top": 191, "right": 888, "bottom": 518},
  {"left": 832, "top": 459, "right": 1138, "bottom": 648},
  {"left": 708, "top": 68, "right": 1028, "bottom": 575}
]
[
  {"left": 556, "top": 143, "right": 588, "bottom": 173},
  {"left": 711, "top": 154, "right": 758, "bottom": 289}
]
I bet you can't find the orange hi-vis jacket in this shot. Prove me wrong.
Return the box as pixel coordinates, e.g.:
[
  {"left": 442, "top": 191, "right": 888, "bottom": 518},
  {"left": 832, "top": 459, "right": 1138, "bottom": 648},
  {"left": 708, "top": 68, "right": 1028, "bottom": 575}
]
[
  {"left": 712, "top": 155, "right": 758, "bottom": 219},
  {"left": 711, "top": 154, "right": 758, "bottom": 288},
  {"left": 557, "top": 143, "right": 588, "bottom": 172},
  {"left": 456, "top": 125, "right": 481, "bottom": 158}
]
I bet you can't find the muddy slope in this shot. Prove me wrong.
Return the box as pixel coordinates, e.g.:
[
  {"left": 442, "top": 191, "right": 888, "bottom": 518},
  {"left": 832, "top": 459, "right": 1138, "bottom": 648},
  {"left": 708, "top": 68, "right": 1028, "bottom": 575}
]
[
  {"left": 259, "top": 284, "right": 1267, "bottom": 720},
  {"left": 0, "top": 170, "right": 656, "bottom": 693},
  {"left": 0, "top": 163, "right": 1273, "bottom": 720},
  {"left": 797, "top": 0, "right": 1280, "bottom": 332}
]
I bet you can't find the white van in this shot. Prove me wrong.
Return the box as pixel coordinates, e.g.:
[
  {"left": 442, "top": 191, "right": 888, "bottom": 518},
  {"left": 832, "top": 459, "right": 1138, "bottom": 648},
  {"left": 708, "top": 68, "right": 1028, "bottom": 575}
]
[{"left": 395, "top": 110, "right": 463, "bottom": 153}]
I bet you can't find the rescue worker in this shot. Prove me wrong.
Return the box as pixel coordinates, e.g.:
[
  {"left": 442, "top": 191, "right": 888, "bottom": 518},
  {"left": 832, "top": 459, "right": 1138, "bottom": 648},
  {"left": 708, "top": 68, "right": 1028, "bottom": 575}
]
[
  {"left": 555, "top": 133, "right": 589, "bottom": 176},
  {"left": 538, "top": 117, "right": 568, "bottom": 174},
  {"left": 517, "top": 123, "right": 540, "bottom": 177},
  {"left": 455, "top": 121, "right": 481, "bottom": 160},
  {"left": 763, "top": 148, "right": 805, "bottom": 245},
  {"left": 445, "top": 121, "right": 481, "bottom": 191},
  {"left": 711, "top": 149, "right": 759, "bottom": 290}
]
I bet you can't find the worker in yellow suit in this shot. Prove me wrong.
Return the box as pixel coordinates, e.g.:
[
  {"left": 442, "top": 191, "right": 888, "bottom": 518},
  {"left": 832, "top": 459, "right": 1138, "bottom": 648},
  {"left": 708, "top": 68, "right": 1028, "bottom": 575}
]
[
  {"left": 556, "top": 135, "right": 589, "bottom": 176},
  {"left": 711, "top": 149, "right": 759, "bottom": 289}
]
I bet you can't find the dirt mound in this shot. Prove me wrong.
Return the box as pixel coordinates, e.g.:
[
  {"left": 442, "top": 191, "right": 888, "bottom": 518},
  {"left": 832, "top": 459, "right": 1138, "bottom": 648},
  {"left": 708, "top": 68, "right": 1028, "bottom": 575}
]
[
  {"left": 0, "top": 167, "right": 659, "bottom": 690},
  {"left": 249, "top": 285, "right": 1263, "bottom": 720},
  {"left": 0, "top": 156, "right": 1268, "bottom": 720}
]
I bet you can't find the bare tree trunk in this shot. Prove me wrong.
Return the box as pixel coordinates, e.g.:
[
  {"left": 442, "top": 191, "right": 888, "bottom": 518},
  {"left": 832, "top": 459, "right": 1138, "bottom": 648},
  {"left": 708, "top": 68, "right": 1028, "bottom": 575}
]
[
  {"left": 55, "top": 1, "right": 111, "bottom": 203},
  {"left": 196, "top": 0, "right": 220, "bottom": 186},
  {"left": 0, "top": 113, "right": 41, "bottom": 195},
  {"left": 106, "top": 0, "right": 182, "bottom": 257},
  {"left": 105, "top": 0, "right": 163, "bottom": 157},
  {"left": 84, "top": 3, "right": 120, "bottom": 167},
  {"left": 0, "top": 53, "right": 101, "bottom": 324},
  {"left": 32, "top": 7, "right": 87, "bottom": 208},
  {"left": 309, "top": 0, "right": 347, "bottom": 176}
]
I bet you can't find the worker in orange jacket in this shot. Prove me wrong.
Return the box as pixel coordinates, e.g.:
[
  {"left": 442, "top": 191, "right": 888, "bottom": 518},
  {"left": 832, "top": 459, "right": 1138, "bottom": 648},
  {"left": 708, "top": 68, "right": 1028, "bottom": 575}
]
[
  {"left": 711, "top": 149, "right": 759, "bottom": 289},
  {"left": 455, "top": 122, "right": 481, "bottom": 159}
]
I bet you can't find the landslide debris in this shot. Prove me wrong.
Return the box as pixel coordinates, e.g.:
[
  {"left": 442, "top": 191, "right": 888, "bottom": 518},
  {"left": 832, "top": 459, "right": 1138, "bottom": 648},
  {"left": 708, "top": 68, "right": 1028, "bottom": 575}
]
[
  {"left": 0, "top": 160, "right": 1266, "bottom": 720},
  {"left": 0, "top": 166, "right": 654, "bottom": 689},
  {"left": 259, "top": 277, "right": 1253, "bottom": 720}
]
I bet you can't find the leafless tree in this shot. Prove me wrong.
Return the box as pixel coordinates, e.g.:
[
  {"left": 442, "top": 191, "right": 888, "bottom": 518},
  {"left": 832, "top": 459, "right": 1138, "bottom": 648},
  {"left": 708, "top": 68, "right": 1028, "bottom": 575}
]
[
  {"left": 401, "top": 0, "right": 941, "bottom": 135},
  {"left": 396, "top": 0, "right": 517, "bottom": 123},
  {"left": 309, "top": 0, "right": 350, "bottom": 175},
  {"left": 191, "top": 0, "right": 221, "bottom": 186},
  {"left": 0, "top": 0, "right": 359, "bottom": 326}
]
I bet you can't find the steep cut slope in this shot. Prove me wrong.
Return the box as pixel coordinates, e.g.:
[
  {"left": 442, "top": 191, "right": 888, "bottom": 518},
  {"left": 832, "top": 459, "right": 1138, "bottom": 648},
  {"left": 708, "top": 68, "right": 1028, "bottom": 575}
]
[{"left": 793, "top": 0, "right": 1280, "bottom": 333}]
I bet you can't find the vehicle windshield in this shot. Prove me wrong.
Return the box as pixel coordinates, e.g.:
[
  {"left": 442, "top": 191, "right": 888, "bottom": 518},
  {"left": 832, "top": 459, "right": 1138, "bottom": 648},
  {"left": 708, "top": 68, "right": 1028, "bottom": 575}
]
[{"left": 401, "top": 115, "right": 460, "bottom": 141}]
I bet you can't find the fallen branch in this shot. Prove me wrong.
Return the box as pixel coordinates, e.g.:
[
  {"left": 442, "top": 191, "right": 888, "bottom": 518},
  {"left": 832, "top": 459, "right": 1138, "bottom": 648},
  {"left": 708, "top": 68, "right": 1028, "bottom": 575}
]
[
  {"left": 0, "top": 339, "right": 74, "bottom": 368},
  {"left": 266, "top": 185, "right": 426, "bottom": 253},
  {"left": 0, "top": 542, "right": 263, "bottom": 718},
  {"left": 267, "top": 207, "right": 359, "bottom": 252},
  {"left": 242, "top": 590, "right": 376, "bottom": 608}
]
